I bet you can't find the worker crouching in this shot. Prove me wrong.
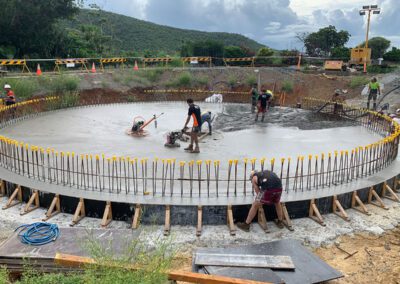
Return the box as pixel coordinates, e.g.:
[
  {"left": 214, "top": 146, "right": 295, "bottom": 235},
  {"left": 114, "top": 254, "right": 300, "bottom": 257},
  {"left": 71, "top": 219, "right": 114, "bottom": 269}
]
[{"left": 237, "top": 170, "right": 284, "bottom": 232}]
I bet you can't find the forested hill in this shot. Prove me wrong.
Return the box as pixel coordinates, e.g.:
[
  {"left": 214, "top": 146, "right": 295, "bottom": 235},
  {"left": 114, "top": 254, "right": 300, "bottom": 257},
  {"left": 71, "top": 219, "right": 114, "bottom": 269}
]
[{"left": 64, "top": 9, "right": 264, "bottom": 55}]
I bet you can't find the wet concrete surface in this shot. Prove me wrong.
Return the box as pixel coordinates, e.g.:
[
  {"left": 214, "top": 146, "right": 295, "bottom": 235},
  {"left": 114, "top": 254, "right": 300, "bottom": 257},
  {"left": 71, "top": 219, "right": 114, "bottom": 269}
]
[{"left": 0, "top": 102, "right": 381, "bottom": 163}]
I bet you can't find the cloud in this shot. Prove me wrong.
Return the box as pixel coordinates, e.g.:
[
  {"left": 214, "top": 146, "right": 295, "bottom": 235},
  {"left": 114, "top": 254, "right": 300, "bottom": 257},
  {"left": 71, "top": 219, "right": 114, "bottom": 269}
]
[{"left": 89, "top": 0, "right": 400, "bottom": 50}]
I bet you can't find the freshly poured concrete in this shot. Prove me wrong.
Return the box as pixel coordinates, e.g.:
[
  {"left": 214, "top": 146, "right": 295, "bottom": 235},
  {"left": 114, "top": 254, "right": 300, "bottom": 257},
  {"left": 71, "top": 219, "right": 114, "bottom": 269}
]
[{"left": 1, "top": 102, "right": 381, "bottom": 162}]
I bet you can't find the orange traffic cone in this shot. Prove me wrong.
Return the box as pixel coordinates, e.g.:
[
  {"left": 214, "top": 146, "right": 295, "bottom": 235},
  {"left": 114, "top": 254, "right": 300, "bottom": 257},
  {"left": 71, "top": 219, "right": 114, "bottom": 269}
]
[
  {"left": 91, "top": 62, "right": 96, "bottom": 73},
  {"left": 36, "top": 64, "right": 42, "bottom": 76},
  {"left": 134, "top": 60, "right": 139, "bottom": 71}
]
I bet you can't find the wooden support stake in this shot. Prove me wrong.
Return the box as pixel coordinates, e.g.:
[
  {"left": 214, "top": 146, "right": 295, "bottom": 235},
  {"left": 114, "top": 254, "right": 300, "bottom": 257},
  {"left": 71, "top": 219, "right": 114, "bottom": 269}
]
[
  {"left": 393, "top": 176, "right": 399, "bottom": 193},
  {"left": 2, "top": 185, "right": 22, "bottom": 210},
  {"left": 382, "top": 182, "right": 400, "bottom": 202},
  {"left": 164, "top": 205, "right": 171, "bottom": 236},
  {"left": 227, "top": 205, "right": 236, "bottom": 236},
  {"left": 368, "top": 186, "right": 388, "bottom": 210},
  {"left": 281, "top": 203, "right": 294, "bottom": 231},
  {"left": 131, "top": 204, "right": 142, "bottom": 229},
  {"left": 309, "top": 199, "right": 326, "bottom": 226},
  {"left": 20, "top": 190, "right": 40, "bottom": 215},
  {"left": 351, "top": 191, "right": 370, "bottom": 215},
  {"left": 257, "top": 206, "right": 270, "bottom": 233},
  {"left": 332, "top": 195, "right": 350, "bottom": 221},
  {"left": 196, "top": 206, "right": 202, "bottom": 236},
  {"left": 70, "top": 198, "right": 86, "bottom": 226},
  {"left": 43, "top": 194, "right": 61, "bottom": 221},
  {"left": 101, "top": 201, "right": 113, "bottom": 228},
  {"left": 0, "top": 180, "right": 5, "bottom": 197}
]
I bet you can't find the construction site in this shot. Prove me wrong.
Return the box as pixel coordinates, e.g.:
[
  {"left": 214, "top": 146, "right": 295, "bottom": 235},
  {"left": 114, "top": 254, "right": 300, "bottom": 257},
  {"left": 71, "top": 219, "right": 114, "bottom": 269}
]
[{"left": 1, "top": 2, "right": 400, "bottom": 284}]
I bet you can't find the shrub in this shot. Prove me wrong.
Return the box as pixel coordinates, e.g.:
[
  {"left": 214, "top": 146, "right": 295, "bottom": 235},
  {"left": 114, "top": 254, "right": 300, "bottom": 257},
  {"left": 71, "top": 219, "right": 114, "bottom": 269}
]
[
  {"left": 246, "top": 75, "right": 257, "bottom": 86},
  {"left": 349, "top": 76, "right": 369, "bottom": 88},
  {"left": 167, "top": 72, "right": 192, "bottom": 88},
  {"left": 367, "top": 64, "right": 396, "bottom": 74},
  {"left": 194, "top": 75, "right": 209, "bottom": 86},
  {"left": 48, "top": 75, "right": 80, "bottom": 93},
  {"left": 281, "top": 80, "right": 294, "bottom": 93},
  {"left": 227, "top": 75, "right": 238, "bottom": 88}
]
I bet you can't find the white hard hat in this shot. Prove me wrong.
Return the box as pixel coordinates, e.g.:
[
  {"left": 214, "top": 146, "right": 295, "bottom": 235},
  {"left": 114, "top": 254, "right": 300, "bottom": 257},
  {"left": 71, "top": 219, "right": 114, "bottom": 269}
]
[
  {"left": 396, "top": 109, "right": 400, "bottom": 114},
  {"left": 4, "top": 84, "right": 11, "bottom": 89}
]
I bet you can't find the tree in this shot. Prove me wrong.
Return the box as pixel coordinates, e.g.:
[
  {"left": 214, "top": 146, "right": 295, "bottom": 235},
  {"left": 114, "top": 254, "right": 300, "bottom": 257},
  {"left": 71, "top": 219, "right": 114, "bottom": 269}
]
[
  {"left": 359, "top": 37, "right": 391, "bottom": 59},
  {"left": 257, "top": 47, "right": 274, "bottom": 57},
  {"left": 0, "top": 0, "right": 79, "bottom": 58},
  {"left": 298, "top": 26, "right": 350, "bottom": 56},
  {"left": 223, "top": 46, "right": 247, "bottom": 58},
  {"left": 330, "top": 47, "right": 351, "bottom": 60},
  {"left": 383, "top": 47, "right": 400, "bottom": 62},
  {"left": 280, "top": 49, "right": 299, "bottom": 65}
]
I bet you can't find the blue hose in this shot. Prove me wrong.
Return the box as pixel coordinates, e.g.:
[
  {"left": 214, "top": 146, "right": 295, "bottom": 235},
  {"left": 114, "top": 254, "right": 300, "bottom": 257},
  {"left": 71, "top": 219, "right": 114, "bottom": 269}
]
[{"left": 15, "top": 222, "right": 60, "bottom": 246}]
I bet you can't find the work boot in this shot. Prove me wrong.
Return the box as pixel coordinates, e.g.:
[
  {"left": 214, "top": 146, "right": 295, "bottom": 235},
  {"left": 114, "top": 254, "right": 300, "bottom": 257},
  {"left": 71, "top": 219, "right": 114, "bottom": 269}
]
[
  {"left": 190, "top": 147, "right": 200, "bottom": 153},
  {"left": 261, "top": 115, "right": 265, "bottom": 122},
  {"left": 184, "top": 145, "right": 193, "bottom": 151},
  {"left": 255, "top": 115, "right": 258, "bottom": 122},
  {"left": 236, "top": 222, "right": 250, "bottom": 232},
  {"left": 275, "top": 219, "right": 284, "bottom": 229}
]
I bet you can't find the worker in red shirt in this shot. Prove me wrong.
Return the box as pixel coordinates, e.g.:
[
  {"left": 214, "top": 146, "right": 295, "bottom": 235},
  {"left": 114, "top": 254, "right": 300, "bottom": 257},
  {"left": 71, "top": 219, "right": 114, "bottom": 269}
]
[{"left": 4, "top": 84, "right": 16, "bottom": 106}]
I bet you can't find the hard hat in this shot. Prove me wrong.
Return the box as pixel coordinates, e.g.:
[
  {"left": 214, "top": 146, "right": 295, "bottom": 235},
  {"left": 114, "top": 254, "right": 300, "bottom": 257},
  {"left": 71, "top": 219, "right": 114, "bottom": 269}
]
[
  {"left": 396, "top": 109, "right": 400, "bottom": 114},
  {"left": 334, "top": 89, "right": 341, "bottom": 94},
  {"left": 4, "top": 84, "right": 11, "bottom": 89}
]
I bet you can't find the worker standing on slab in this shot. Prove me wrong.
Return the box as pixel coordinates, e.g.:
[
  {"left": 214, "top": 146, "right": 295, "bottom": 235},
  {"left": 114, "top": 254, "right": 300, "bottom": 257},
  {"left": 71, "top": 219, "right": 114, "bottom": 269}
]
[
  {"left": 367, "top": 77, "right": 381, "bottom": 110},
  {"left": 250, "top": 84, "right": 259, "bottom": 113},
  {"left": 237, "top": 170, "right": 284, "bottom": 232},
  {"left": 183, "top": 98, "right": 202, "bottom": 153},
  {"left": 3, "top": 84, "right": 16, "bottom": 106},
  {"left": 255, "top": 89, "right": 272, "bottom": 122}
]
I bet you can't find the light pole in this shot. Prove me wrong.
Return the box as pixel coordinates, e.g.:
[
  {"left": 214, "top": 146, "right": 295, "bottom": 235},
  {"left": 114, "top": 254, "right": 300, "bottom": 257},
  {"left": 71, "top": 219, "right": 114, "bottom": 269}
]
[{"left": 359, "top": 5, "right": 380, "bottom": 72}]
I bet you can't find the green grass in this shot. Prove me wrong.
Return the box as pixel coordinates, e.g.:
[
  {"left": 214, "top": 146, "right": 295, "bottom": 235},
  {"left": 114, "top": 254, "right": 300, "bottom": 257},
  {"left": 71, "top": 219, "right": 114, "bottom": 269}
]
[
  {"left": 349, "top": 76, "right": 369, "bottom": 88},
  {"left": 228, "top": 75, "right": 238, "bottom": 88},
  {"left": 194, "top": 75, "right": 209, "bottom": 87},
  {"left": 0, "top": 231, "right": 174, "bottom": 284}
]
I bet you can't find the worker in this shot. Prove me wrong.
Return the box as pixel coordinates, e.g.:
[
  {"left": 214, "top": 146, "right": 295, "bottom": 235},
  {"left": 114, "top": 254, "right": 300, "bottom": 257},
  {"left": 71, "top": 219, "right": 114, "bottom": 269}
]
[
  {"left": 201, "top": 111, "right": 213, "bottom": 135},
  {"left": 250, "top": 84, "right": 258, "bottom": 113},
  {"left": 237, "top": 170, "right": 284, "bottom": 232},
  {"left": 4, "top": 84, "right": 16, "bottom": 106},
  {"left": 255, "top": 89, "right": 272, "bottom": 122},
  {"left": 367, "top": 77, "right": 381, "bottom": 110},
  {"left": 331, "top": 89, "right": 345, "bottom": 114},
  {"left": 183, "top": 98, "right": 202, "bottom": 153}
]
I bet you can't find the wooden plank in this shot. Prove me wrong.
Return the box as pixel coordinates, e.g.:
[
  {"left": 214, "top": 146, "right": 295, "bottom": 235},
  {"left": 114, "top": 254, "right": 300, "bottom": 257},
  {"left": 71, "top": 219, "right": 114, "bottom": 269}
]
[
  {"left": 168, "top": 270, "right": 272, "bottom": 284},
  {"left": 332, "top": 195, "right": 350, "bottom": 221},
  {"left": 368, "top": 187, "right": 389, "bottom": 210},
  {"left": 195, "top": 252, "right": 295, "bottom": 270},
  {"left": 281, "top": 203, "right": 294, "bottom": 231},
  {"left": 382, "top": 182, "right": 400, "bottom": 202},
  {"left": 0, "top": 180, "right": 5, "bottom": 197},
  {"left": 70, "top": 198, "right": 85, "bottom": 226}
]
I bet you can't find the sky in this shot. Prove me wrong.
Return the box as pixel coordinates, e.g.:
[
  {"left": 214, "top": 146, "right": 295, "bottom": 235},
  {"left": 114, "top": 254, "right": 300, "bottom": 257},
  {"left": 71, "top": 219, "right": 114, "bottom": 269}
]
[{"left": 89, "top": 0, "right": 399, "bottom": 50}]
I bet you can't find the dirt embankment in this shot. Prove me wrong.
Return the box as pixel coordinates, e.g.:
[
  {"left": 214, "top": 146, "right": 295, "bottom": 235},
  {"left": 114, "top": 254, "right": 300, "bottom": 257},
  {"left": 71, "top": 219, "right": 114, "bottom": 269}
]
[{"left": 76, "top": 67, "right": 358, "bottom": 105}]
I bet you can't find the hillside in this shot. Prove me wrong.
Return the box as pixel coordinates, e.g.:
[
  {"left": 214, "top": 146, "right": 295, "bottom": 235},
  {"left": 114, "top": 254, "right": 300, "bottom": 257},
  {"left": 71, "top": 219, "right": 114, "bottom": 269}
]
[{"left": 63, "top": 9, "right": 264, "bottom": 55}]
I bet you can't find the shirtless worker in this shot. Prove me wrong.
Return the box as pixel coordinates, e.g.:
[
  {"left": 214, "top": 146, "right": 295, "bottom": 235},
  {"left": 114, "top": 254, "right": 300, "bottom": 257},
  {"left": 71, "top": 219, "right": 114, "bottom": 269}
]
[
  {"left": 255, "top": 89, "right": 272, "bottom": 122},
  {"left": 237, "top": 170, "right": 284, "bottom": 232},
  {"left": 183, "top": 98, "right": 202, "bottom": 153}
]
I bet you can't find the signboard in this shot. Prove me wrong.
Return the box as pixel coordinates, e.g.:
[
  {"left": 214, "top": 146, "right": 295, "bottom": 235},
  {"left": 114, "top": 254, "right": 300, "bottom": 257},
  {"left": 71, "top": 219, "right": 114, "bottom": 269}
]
[
  {"left": 324, "top": 60, "right": 343, "bottom": 70},
  {"left": 66, "top": 63, "right": 75, "bottom": 68},
  {"left": 190, "top": 57, "right": 199, "bottom": 64}
]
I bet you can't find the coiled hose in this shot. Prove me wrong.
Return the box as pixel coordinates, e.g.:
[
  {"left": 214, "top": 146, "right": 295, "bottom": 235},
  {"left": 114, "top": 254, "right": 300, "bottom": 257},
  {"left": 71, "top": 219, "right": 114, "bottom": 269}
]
[{"left": 15, "top": 222, "right": 60, "bottom": 246}]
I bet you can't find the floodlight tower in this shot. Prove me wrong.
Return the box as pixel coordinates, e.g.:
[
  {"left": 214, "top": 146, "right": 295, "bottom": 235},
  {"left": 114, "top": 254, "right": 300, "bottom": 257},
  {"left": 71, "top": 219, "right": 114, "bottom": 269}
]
[
  {"left": 359, "top": 5, "right": 380, "bottom": 72},
  {"left": 359, "top": 5, "right": 381, "bottom": 49}
]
